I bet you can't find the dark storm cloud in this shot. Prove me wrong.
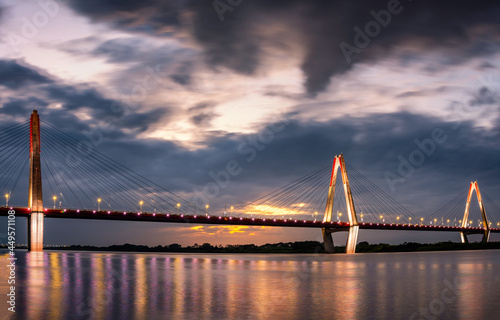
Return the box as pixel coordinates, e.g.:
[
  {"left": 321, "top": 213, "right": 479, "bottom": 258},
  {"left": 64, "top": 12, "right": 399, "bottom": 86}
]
[
  {"left": 0, "top": 59, "right": 171, "bottom": 134},
  {"left": 67, "top": 0, "right": 500, "bottom": 95},
  {"left": 1, "top": 97, "right": 48, "bottom": 116},
  {"left": 43, "top": 84, "right": 172, "bottom": 133},
  {"left": 45, "top": 84, "right": 125, "bottom": 120},
  {"left": 120, "top": 108, "right": 170, "bottom": 133},
  {"left": 56, "top": 35, "right": 198, "bottom": 90},
  {"left": 0, "top": 60, "right": 52, "bottom": 89},
  {"left": 68, "top": 0, "right": 183, "bottom": 34}
]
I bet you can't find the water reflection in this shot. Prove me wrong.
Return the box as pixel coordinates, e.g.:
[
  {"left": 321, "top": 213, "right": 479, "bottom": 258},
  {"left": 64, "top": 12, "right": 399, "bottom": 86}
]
[{"left": 1, "top": 250, "right": 498, "bottom": 319}]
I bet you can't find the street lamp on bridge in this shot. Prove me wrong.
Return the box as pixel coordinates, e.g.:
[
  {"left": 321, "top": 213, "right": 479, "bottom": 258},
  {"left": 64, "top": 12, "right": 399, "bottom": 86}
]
[
  {"left": 139, "top": 200, "right": 143, "bottom": 213},
  {"left": 5, "top": 193, "right": 9, "bottom": 207},
  {"left": 98, "top": 198, "right": 101, "bottom": 211},
  {"left": 177, "top": 203, "right": 180, "bottom": 215},
  {"left": 53, "top": 195, "right": 57, "bottom": 209},
  {"left": 205, "top": 204, "right": 209, "bottom": 216}
]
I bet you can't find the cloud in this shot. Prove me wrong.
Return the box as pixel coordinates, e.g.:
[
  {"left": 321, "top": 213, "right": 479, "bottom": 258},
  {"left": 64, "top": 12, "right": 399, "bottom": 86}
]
[
  {"left": 190, "top": 225, "right": 251, "bottom": 234},
  {"left": 0, "top": 60, "right": 52, "bottom": 89},
  {"left": 396, "top": 86, "right": 450, "bottom": 98},
  {"left": 0, "top": 59, "right": 171, "bottom": 135},
  {"left": 468, "top": 86, "right": 498, "bottom": 106},
  {"left": 187, "top": 101, "right": 218, "bottom": 127},
  {"left": 67, "top": 1, "right": 500, "bottom": 95}
]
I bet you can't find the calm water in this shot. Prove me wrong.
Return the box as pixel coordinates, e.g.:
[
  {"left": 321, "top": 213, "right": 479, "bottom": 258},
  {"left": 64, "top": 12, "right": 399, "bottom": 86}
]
[{"left": 1, "top": 249, "right": 499, "bottom": 320}]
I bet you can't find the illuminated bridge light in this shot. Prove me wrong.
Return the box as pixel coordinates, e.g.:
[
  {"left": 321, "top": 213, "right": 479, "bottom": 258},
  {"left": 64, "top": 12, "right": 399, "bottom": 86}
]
[
  {"left": 93, "top": 210, "right": 96, "bottom": 213},
  {"left": 167, "top": 214, "right": 170, "bottom": 217},
  {"left": 194, "top": 215, "right": 197, "bottom": 218},
  {"left": 77, "top": 210, "right": 79, "bottom": 213},
  {"left": 123, "top": 212, "right": 126, "bottom": 215}
]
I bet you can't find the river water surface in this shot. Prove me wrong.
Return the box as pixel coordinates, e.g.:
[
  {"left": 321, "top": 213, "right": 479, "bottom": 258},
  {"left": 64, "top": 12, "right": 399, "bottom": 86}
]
[{"left": 1, "top": 249, "right": 499, "bottom": 319}]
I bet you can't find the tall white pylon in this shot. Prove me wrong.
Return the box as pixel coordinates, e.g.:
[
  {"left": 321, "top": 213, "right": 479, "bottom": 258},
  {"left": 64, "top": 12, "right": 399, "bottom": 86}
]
[
  {"left": 322, "top": 154, "right": 359, "bottom": 254},
  {"left": 460, "top": 181, "right": 490, "bottom": 243},
  {"left": 28, "top": 110, "right": 44, "bottom": 251}
]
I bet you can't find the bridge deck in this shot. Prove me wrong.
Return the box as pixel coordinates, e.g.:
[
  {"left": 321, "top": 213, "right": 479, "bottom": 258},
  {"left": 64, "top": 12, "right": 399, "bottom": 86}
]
[{"left": 1, "top": 207, "right": 498, "bottom": 234}]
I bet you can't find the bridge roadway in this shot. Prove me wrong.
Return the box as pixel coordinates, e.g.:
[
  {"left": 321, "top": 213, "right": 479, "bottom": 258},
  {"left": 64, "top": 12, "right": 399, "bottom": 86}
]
[{"left": 1, "top": 207, "right": 498, "bottom": 234}]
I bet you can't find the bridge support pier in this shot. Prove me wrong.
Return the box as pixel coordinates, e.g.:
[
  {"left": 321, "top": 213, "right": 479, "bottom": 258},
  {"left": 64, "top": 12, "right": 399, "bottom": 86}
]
[
  {"left": 346, "top": 226, "right": 359, "bottom": 254},
  {"left": 460, "top": 231, "right": 469, "bottom": 244},
  {"left": 322, "top": 228, "right": 335, "bottom": 253},
  {"left": 28, "top": 212, "right": 44, "bottom": 251}
]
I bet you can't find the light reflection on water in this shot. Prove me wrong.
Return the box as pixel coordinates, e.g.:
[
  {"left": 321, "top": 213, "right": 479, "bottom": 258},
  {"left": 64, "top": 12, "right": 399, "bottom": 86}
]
[{"left": 0, "top": 250, "right": 499, "bottom": 319}]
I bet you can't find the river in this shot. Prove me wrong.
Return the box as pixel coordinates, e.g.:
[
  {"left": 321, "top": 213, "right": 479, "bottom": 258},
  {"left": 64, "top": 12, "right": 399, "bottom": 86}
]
[{"left": 1, "top": 249, "right": 499, "bottom": 319}]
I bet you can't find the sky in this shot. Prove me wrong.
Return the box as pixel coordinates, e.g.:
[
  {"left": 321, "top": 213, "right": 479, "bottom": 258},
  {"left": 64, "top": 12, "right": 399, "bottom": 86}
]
[{"left": 1, "top": 0, "right": 500, "bottom": 247}]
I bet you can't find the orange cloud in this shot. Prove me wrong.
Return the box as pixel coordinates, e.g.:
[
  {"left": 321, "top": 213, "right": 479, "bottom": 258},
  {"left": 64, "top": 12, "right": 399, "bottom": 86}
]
[{"left": 187, "top": 225, "right": 264, "bottom": 235}]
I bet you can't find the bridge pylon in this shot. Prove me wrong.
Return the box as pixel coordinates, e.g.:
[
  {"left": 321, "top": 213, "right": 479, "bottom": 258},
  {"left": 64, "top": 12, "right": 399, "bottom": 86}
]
[
  {"left": 460, "top": 181, "right": 490, "bottom": 244},
  {"left": 322, "top": 154, "right": 359, "bottom": 254},
  {"left": 28, "top": 110, "right": 44, "bottom": 251}
]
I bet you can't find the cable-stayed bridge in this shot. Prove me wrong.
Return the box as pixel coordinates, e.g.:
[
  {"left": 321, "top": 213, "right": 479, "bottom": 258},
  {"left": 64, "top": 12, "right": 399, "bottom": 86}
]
[{"left": 1, "top": 110, "right": 499, "bottom": 253}]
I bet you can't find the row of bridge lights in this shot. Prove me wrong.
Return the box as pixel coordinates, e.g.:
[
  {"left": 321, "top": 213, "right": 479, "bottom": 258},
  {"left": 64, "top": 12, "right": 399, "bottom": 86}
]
[
  {"left": 122, "top": 200, "right": 220, "bottom": 216},
  {"left": 5, "top": 192, "right": 500, "bottom": 229}
]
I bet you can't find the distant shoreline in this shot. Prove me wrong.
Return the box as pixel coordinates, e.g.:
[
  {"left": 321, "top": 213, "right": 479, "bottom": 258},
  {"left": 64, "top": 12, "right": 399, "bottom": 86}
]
[{"left": 2, "top": 241, "right": 500, "bottom": 254}]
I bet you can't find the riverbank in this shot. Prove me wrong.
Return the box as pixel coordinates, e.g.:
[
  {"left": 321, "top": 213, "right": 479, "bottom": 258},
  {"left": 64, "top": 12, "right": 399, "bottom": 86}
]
[{"left": 3, "top": 240, "right": 500, "bottom": 253}]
